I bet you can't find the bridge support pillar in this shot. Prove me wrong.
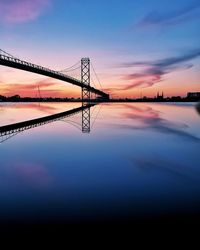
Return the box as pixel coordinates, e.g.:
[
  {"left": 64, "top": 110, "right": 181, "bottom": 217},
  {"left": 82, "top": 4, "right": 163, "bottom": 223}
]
[
  {"left": 81, "top": 58, "right": 90, "bottom": 102},
  {"left": 81, "top": 58, "right": 91, "bottom": 133},
  {"left": 82, "top": 106, "right": 90, "bottom": 133}
]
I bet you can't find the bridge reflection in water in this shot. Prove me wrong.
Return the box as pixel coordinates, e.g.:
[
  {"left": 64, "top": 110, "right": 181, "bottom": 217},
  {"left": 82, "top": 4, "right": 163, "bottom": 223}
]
[{"left": 0, "top": 103, "right": 96, "bottom": 143}]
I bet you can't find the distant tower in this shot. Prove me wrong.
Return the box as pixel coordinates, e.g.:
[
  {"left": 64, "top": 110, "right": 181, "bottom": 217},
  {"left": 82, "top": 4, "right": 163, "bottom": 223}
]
[{"left": 156, "top": 91, "right": 164, "bottom": 101}]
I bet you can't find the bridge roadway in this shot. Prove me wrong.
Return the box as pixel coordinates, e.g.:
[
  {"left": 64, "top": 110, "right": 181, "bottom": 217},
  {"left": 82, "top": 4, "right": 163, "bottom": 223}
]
[
  {"left": 0, "top": 54, "right": 109, "bottom": 99},
  {"left": 0, "top": 103, "right": 95, "bottom": 137}
]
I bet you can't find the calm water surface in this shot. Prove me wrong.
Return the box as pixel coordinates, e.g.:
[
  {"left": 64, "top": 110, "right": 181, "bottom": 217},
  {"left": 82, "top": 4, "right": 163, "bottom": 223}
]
[{"left": 0, "top": 102, "right": 200, "bottom": 223}]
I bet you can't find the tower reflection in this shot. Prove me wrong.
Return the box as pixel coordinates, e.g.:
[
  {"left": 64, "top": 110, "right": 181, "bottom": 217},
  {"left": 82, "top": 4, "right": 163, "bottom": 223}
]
[{"left": 0, "top": 103, "right": 96, "bottom": 143}]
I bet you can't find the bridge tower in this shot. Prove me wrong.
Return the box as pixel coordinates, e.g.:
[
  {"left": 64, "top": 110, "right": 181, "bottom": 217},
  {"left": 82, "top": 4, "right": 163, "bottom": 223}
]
[
  {"left": 81, "top": 58, "right": 90, "bottom": 102},
  {"left": 81, "top": 58, "right": 91, "bottom": 133}
]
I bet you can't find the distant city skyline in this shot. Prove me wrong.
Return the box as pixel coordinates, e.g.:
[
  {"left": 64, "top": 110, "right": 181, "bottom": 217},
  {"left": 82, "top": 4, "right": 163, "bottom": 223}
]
[
  {"left": 0, "top": 0, "right": 200, "bottom": 98},
  {"left": 1, "top": 91, "right": 200, "bottom": 103}
]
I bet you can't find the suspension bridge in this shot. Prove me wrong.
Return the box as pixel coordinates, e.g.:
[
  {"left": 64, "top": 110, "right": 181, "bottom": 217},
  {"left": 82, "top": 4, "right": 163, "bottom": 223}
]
[
  {"left": 0, "top": 102, "right": 102, "bottom": 143},
  {"left": 0, "top": 49, "right": 109, "bottom": 100},
  {"left": 0, "top": 48, "right": 107, "bottom": 143}
]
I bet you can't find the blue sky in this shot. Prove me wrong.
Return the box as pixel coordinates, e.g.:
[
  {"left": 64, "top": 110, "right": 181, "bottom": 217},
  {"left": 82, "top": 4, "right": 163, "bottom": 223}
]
[{"left": 0, "top": 0, "right": 199, "bottom": 98}]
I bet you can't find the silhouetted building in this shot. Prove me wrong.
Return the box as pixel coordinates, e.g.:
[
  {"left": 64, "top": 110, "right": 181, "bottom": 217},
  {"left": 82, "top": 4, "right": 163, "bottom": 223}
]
[
  {"left": 171, "top": 96, "right": 182, "bottom": 101},
  {"left": 8, "top": 95, "right": 21, "bottom": 101},
  {"left": 187, "top": 92, "right": 200, "bottom": 99},
  {"left": 156, "top": 92, "right": 164, "bottom": 101},
  {"left": 0, "top": 95, "right": 6, "bottom": 101}
]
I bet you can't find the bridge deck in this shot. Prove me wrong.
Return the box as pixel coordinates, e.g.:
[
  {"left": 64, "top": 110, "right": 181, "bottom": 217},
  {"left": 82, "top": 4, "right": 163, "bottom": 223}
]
[
  {"left": 0, "top": 104, "right": 95, "bottom": 136},
  {"left": 0, "top": 54, "right": 109, "bottom": 98}
]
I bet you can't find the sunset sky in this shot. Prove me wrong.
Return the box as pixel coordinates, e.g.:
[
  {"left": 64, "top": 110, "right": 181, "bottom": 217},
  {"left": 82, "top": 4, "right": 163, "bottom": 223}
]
[{"left": 0, "top": 0, "right": 200, "bottom": 98}]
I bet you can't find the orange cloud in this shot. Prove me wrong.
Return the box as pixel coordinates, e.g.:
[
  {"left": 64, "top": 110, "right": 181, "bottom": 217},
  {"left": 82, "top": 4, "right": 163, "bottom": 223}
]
[{"left": 0, "top": 78, "right": 81, "bottom": 98}]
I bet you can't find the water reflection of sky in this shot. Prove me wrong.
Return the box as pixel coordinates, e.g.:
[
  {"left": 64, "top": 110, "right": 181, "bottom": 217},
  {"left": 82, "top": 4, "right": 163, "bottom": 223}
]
[{"left": 0, "top": 102, "right": 200, "bottom": 223}]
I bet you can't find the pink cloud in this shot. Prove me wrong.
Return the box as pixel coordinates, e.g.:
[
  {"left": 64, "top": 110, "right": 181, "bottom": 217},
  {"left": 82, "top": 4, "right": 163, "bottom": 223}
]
[
  {"left": 1, "top": 78, "right": 58, "bottom": 92},
  {"left": 103, "top": 74, "right": 162, "bottom": 93},
  {"left": 122, "top": 74, "right": 162, "bottom": 90},
  {"left": 0, "top": 0, "right": 50, "bottom": 24},
  {"left": 0, "top": 78, "right": 80, "bottom": 98},
  {"left": 6, "top": 162, "right": 53, "bottom": 189}
]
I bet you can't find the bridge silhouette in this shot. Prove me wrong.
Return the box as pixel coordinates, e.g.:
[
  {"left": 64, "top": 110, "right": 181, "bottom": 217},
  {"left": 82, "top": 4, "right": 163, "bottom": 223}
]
[
  {"left": 0, "top": 49, "right": 109, "bottom": 100},
  {"left": 0, "top": 103, "right": 99, "bottom": 143},
  {"left": 0, "top": 49, "right": 106, "bottom": 143}
]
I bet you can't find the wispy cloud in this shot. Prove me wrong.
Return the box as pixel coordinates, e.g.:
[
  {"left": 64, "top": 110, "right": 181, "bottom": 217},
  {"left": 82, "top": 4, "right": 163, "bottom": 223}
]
[
  {"left": 0, "top": 102, "right": 58, "bottom": 114},
  {"left": 112, "top": 104, "right": 200, "bottom": 142},
  {"left": 0, "top": 78, "right": 80, "bottom": 98},
  {"left": 119, "top": 48, "right": 200, "bottom": 90},
  {"left": 5, "top": 162, "right": 53, "bottom": 189},
  {"left": 138, "top": 0, "right": 200, "bottom": 28},
  {"left": 132, "top": 157, "right": 200, "bottom": 181},
  {"left": 0, "top": 0, "right": 50, "bottom": 24},
  {"left": 0, "top": 78, "right": 61, "bottom": 96},
  {"left": 2, "top": 79, "right": 57, "bottom": 91}
]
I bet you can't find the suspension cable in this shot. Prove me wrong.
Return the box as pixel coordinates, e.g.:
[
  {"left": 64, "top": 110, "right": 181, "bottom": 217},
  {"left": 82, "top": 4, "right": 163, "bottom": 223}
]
[
  {"left": 0, "top": 48, "right": 19, "bottom": 59},
  {"left": 59, "top": 60, "right": 81, "bottom": 72},
  {"left": 91, "top": 62, "right": 103, "bottom": 90},
  {"left": 91, "top": 76, "right": 97, "bottom": 88},
  {"left": 90, "top": 105, "right": 98, "bottom": 118},
  {"left": 61, "top": 65, "right": 81, "bottom": 73},
  {"left": 92, "top": 104, "right": 102, "bottom": 129},
  {"left": 61, "top": 119, "right": 82, "bottom": 131}
]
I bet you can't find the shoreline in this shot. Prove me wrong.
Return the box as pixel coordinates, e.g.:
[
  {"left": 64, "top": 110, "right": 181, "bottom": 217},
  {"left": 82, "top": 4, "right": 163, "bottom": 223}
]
[{"left": 0, "top": 100, "right": 199, "bottom": 103}]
